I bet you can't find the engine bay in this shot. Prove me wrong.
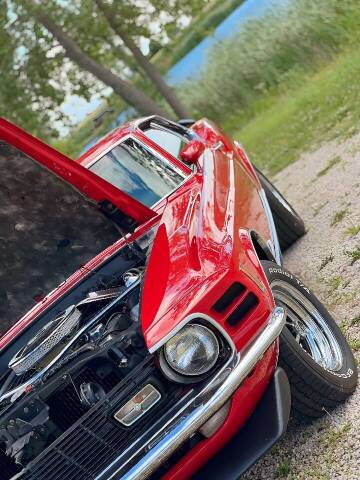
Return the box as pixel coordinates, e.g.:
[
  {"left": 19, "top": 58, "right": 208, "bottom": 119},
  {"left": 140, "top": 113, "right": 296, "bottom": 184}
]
[{"left": 0, "top": 240, "right": 152, "bottom": 475}]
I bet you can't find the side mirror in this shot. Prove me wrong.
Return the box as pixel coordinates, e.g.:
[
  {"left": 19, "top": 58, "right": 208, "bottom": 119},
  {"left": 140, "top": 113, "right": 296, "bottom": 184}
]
[{"left": 180, "top": 140, "right": 205, "bottom": 165}]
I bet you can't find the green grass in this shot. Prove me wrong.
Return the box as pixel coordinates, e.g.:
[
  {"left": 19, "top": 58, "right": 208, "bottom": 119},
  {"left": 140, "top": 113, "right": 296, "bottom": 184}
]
[
  {"left": 275, "top": 461, "right": 291, "bottom": 478},
  {"left": 348, "top": 338, "right": 360, "bottom": 352},
  {"left": 317, "top": 156, "right": 342, "bottom": 178},
  {"left": 331, "top": 208, "right": 349, "bottom": 227},
  {"left": 345, "top": 245, "right": 360, "bottom": 265},
  {"left": 322, "top": 275, "right": 342, "bottom": 292},
  {"left": 322, "top": 423, "right": 351, "bottom": 447},
  {"left": 58, "top": 0, "right": 360, "bottom": 166},
  {"left": 176, "top": 0, "right": 360, "bottom": 173},
  {"left": 350, "top": 315, "right": 360, "bottom": 326},
  {"left": 345, "top": 224, "right": 360, "bottom": 237},
  {"left": 228, "top": 48, "right": 360, "bottom": 174}
]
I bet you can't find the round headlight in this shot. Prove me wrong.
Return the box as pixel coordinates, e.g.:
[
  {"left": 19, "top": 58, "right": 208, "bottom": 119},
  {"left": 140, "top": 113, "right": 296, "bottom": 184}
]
[{"left": 164, "top": 324, "right": 219, "bottom": 376}]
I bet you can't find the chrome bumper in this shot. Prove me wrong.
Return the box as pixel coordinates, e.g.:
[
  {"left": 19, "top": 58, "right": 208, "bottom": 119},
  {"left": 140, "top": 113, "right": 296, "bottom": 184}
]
[{"left": 102, "top": 306, "right": 285, "bottom": 480}]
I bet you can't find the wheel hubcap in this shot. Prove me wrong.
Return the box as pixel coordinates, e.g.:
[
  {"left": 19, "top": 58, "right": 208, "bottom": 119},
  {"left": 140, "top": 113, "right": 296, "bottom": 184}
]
[{"left": 271, "top": 280, "right": 343, "bottom": 371}]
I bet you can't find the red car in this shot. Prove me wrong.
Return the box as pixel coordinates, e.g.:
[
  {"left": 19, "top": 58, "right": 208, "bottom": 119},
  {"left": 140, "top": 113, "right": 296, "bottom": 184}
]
[{"left": 0, "top": 116, "right": 357, "bottom": 480}]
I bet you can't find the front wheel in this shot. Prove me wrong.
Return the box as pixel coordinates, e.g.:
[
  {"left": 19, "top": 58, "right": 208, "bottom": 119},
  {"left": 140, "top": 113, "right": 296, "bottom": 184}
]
[{"left": 261, "top": 261, "right": 357, "bottom": 421}]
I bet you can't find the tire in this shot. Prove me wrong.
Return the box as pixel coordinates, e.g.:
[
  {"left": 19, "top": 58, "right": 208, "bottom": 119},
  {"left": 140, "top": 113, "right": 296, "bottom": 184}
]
[
  {"left": 255, "top": 167, "right": 305, "bottom": 250},
  {"left": 261, "top": 261, "right": 358, "bottom": 421}
]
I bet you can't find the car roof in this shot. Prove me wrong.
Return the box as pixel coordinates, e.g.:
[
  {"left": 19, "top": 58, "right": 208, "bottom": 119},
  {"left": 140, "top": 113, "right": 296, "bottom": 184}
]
[{"left": 77, "top": 115, "right": 192, "bottom": 167}]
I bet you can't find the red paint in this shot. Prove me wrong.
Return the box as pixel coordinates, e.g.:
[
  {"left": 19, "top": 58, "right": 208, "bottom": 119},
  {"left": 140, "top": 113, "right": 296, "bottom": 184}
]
[
  {"left": 179, "top": 139, "right": 205, "bottom": 165},
  {"left": 162, "top": 344, "right": 278, "bottom": 480},
  {"left": 0, "top": 116, "right": 280, "bottom": 478},
  {"left": 0, "top": 118, "right": 155, "bottom": 224}
]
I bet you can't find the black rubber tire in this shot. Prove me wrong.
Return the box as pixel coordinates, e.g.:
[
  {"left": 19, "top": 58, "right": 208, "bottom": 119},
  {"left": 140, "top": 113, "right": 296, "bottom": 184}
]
[
  {"left": 255, "top": 167, "right": 305, "bottom": 250},
  {"left": 261, "top": 261, "right": 358, "bottom": 422}
]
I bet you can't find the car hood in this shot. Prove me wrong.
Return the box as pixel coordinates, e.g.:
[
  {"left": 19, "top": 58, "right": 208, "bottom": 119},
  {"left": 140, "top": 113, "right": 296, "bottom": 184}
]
[{"left": 0, "top": 118, "right": 156, "bottom": 334}]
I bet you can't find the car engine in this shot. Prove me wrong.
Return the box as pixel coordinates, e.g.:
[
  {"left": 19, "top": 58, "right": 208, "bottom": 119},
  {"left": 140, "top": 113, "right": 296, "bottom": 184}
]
[{"left": 0, "top": 264, "right": 147, "bottom": 474}]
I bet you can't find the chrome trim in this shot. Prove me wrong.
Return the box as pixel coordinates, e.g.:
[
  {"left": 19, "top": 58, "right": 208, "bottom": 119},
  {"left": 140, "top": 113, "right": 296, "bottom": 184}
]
[
  {"left": 114, "top": 384, "right": 162, "bottom": 427},
  {"left": 83, "top": 132, "right": 196, "bottom": 211},
  {"left": 271, "top": 281, "right": 343, "bottom": 371},
  {"left": 1, "top": 280, "right": 141, "bottom": 403},
  {"left": 96, "top": 306, "right": 285, "bottom": 480},
  {"left": 148, "top": 312, "right": 236, "bottom": 354},
  {"left": 259, "top": 188, "right": 282, "bottom": 265},
  {"left": 84, "top": 133, "right": 186, "bottom": 180},
  {"left": 212, "top": 140, "right": 224, "bottom": 151}
]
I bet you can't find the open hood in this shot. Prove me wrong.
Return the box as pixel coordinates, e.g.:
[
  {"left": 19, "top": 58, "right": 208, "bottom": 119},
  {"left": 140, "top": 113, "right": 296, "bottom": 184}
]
[
  {"left": 0, "top": 118, "right": 156, "bottom": 331},
  {"left": 0, "top": 118, "right": 156, "bottom": 226}
]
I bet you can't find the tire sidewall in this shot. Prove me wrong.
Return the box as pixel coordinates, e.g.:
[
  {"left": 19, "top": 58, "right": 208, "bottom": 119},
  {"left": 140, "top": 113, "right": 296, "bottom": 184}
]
[{"left": 262, "top": 261, "right": 357, "bottom": 392}]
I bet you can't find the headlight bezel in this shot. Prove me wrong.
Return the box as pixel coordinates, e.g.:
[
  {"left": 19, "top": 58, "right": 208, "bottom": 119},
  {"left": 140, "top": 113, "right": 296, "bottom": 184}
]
[{"left": 158, "top": 318, "right": 233, "bottom": 384}]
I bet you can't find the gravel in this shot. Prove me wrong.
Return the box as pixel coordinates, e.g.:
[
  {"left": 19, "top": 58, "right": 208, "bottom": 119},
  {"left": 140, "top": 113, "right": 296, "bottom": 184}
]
[{"left": 243, "top": 134, "right": 360, "bottom": 480}]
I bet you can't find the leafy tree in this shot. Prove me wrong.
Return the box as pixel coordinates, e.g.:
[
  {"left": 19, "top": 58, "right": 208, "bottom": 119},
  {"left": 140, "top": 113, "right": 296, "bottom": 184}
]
[
  {"left": 93, "top": 0, "right": 192, "bottom": 118},
  {"left": 1, "top": 0, "right": 203, "bottom": 135},
  {"left": 21, "top": 0, "right": 169, "bottom": 117},
  {"left": 0, "top": 6, "right": 62, "bottom": 138}
]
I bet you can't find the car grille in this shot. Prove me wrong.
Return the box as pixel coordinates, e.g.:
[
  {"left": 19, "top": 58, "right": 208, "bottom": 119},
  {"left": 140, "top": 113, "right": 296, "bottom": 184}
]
[{"left": 16, "top": 357, "right": 184, "bottom": 480}]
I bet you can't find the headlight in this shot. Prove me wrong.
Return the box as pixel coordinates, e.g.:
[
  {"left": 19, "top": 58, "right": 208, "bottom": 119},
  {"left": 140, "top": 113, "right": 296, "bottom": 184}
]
[{"left": 163, "top": 324, "right": 219, "bottom": 377}]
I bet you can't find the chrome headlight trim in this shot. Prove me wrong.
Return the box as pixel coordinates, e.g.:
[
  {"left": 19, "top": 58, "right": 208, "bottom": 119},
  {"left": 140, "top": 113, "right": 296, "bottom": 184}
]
[
  {"left": 148, "top": 312, "right": 235, "bottom": 355},
  {"left": 154, "top": 314, "right": 236, "bottom": 384}
]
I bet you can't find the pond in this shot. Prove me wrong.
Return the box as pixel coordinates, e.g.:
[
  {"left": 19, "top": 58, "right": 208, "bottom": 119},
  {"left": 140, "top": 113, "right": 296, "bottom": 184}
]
[
  {"left": 82, "top": 0, "right": 287, "bottom": 154},
  {"left": 166, "top": 0, "right": 287, "bottom": 84}
]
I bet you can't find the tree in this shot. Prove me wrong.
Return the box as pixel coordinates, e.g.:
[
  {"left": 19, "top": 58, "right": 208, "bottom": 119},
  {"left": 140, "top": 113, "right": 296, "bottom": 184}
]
[
  {"left": 0, "top": 6, "right": 61, "bottom": 138},
  {"left": 1, "top": 0, "right": 202, "bottom": 135},
  {"left": 24, "top": 0, "right": 169, "bottom": 117},
  {"left": 93, "top": 0, "right": 191, "bottom": 118}
]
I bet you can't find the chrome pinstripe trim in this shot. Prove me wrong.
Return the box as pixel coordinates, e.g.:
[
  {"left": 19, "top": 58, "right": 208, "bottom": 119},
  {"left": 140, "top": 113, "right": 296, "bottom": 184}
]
[{"left": 258, "top": 188, "right": 283, "bottom": 265}]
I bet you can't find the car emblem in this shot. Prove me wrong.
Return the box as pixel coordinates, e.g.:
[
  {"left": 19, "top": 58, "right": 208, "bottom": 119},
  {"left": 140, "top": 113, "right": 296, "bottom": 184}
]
[{"left": 114, "top": 384, "right": 161, "bottom": 426}]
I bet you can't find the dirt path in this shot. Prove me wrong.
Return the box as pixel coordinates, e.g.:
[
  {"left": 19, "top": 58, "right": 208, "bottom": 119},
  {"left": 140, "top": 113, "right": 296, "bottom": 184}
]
[{"left": 243, "top": 135, "right": 360, "bottom": 480}]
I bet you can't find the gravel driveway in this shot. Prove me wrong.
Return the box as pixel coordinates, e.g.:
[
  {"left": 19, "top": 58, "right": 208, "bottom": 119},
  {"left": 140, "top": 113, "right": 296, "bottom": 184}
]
[{"left": 243, "top": 135, "right": 360, "bottom": 479}]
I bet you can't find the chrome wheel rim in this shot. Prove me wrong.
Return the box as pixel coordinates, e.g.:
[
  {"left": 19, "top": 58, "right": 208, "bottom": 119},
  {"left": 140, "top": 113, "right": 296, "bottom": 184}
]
[{"left": 271, "top": 280, "right": 343, "bottom": 371}]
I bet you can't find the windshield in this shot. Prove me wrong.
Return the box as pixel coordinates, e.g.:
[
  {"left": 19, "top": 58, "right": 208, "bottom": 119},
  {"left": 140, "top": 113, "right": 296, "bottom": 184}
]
[{"left": 89, "top": 137, "right": 185, "bottom": 207}]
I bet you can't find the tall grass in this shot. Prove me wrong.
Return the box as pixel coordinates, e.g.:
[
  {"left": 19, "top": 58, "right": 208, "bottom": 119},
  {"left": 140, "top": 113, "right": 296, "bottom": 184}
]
[
  {"left": 159, "top": 0, "right": 246, "bottom": 68},
  {"left": 179, "top": 0, "right": 360, "bottom": 124}
]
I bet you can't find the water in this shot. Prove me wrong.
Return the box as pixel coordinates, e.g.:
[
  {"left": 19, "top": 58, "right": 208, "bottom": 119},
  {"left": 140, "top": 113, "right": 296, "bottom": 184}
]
[
  {"left": 82, "top": 0, "right": 286, "bottom": 154},
  {"left": 166, "top": 0, "right": 287, "bottom": 84}
]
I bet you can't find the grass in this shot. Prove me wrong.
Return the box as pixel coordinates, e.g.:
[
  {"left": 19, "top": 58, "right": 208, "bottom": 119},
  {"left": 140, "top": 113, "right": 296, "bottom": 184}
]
[
  {"left": 321, "top": 275, "right": 341, "bottom": 292},
  {"left": 345, "top": 245, "right": 360, "bottom": 265},
  {"left": 319, "top": 254, "right": 334, "bottom": 271},
  {"left": 344, "top": 224, "right": 360, "bottom": 237},
  {"left": 179, "top": 0, "right": 360, "bottom": 173},
  {"left": 228, "top": 48, "right": 360, "bottom": 174},
  {"left": 330, "top": 208, "right": 349, "bottom": 227},
  {"left": 58, "top": 0, "right": 360, "bottom": 167},
  {"left": 275, "top": 461, "right": 291, "bottom": 478},
  {"left": 322, "top": 423, "right": 351, "bottom": 447},
  {"left": 350, "top": 315, "right": 360, "bottom": 326},
  {"left": 348, "top": 338, "right": 360, "bottom": 352},
  {"left": 316, "top": 156, "right": 342, "bottom": 178}
]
